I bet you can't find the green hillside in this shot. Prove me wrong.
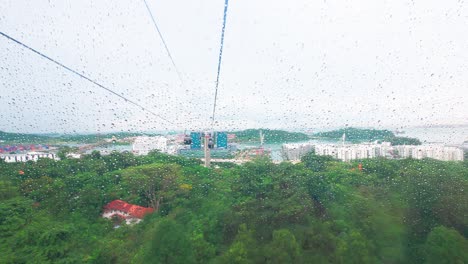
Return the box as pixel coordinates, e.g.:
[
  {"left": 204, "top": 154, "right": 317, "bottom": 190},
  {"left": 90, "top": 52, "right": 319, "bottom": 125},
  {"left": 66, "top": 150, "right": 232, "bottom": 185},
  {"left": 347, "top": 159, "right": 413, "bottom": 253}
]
[
  {"left": 232, "top": 129, "right": 309, "bottom": 144},
  {"left": 315, "top": 127, "right": 421, "bottom": 145}
]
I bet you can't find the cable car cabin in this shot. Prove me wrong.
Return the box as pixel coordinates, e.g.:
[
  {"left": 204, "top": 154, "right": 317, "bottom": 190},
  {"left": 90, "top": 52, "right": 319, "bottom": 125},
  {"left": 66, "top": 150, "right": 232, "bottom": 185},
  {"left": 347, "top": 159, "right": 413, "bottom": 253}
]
[{"left": 183, "top": 135, "right": 192, "bottom": 145}]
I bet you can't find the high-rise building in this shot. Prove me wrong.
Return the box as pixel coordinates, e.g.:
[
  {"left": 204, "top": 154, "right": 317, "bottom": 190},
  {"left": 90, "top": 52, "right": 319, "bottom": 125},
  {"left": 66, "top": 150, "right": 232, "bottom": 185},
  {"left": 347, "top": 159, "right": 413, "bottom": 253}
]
[{"left": 281, "top": 143, "right": 315, "bottom": 161}]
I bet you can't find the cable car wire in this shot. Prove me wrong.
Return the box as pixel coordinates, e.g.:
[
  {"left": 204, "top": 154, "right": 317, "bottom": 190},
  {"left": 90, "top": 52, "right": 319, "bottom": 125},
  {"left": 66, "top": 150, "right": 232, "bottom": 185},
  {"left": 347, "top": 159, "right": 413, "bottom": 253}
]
[
  {"left": 211, "top": 0, "right": 230, "bottom": 126},
  {"left": 0, "top": 31, "right": 174, "bottom": 125},
  {"left": 142, "top": 0, "right": 184, "bottom": 86}
]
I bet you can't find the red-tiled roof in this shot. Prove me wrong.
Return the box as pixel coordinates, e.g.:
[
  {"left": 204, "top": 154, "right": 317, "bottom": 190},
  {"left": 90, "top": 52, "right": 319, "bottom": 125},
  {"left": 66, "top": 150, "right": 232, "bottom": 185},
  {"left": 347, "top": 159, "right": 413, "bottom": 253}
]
[{"left": 103, "top": 200, "right": 154, "bottom": 219}]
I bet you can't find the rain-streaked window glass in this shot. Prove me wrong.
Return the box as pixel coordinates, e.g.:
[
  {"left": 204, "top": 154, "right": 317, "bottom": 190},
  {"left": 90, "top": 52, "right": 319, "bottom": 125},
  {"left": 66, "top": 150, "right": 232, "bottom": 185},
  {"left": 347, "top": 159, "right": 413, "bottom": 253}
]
[{"left": 1, "top": 0, "right": 467, "bottom": 263}]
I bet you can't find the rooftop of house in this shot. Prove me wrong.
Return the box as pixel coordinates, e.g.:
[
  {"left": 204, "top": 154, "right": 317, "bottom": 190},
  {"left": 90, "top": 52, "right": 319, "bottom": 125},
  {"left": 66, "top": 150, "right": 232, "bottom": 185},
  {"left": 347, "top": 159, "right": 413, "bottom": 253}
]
[{"left": 103, "top": 200, "right": 154, "bottom": 219}]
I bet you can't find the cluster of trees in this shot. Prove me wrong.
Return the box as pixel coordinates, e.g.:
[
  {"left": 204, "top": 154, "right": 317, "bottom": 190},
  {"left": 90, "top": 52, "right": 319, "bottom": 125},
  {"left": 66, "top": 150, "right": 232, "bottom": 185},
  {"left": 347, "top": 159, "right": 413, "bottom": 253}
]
[
  {"left": 233, "top": 129, "right": 310, "bottom": 144},
  {"left": 0, "top": 150, "right": 467, "bottom": 263},
  {"left": 315, "top": 128, "right": 421, "bottom": 145}
]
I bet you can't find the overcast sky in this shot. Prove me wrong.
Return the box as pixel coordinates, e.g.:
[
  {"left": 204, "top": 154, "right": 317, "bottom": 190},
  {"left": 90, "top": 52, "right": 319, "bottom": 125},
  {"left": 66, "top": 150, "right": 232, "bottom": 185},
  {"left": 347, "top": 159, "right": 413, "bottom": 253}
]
[{"left": 0, "top": 0, "right": 467, "bottom": 133}]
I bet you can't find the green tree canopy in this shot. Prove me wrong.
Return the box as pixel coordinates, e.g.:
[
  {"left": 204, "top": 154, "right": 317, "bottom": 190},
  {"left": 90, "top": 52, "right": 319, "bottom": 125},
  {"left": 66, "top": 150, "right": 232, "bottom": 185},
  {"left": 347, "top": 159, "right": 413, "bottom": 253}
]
[{"left": 423, "top": 226, "right": 468, "bottom": 264}]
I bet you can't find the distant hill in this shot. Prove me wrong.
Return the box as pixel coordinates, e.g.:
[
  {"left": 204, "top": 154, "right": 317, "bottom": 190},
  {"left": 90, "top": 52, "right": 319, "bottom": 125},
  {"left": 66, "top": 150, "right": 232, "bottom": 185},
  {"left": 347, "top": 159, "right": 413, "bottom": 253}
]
[
  {"left": 0, "top": 131, "right": 51, "bottom": 144},
  {"left": 0, "top": 131, "right": 151, "bottom": 144},
  {"left": 232, "top": 129, "right": 309, "bottom": 144},
  {"left": 314, "top": 127, "right": 421, "bottom": 145},
  {"left": 57, "top": 132, "right": 148, "bottom": 144},
  {"left": 315, "top": 128, "right": 394, "bottom": 142}
]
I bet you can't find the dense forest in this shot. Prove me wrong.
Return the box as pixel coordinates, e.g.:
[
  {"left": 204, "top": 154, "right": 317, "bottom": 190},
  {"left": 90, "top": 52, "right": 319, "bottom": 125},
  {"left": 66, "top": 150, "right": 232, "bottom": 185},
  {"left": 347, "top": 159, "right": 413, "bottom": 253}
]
[
  {"left": 232, "top": 129, "right": 310, "bottom": 144},
  {"left": 1, "top": 150, "right": 467, "bottom": 263},
  {"left": 315, "top": 128, "right": 422, "bottom": 145}
]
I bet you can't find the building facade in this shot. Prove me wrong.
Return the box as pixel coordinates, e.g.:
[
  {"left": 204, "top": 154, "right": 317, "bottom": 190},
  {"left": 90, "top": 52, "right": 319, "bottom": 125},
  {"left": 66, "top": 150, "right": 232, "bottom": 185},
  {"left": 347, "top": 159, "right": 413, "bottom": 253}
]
[{"left": 0, "top": 152, "right": 59, "bottom": 163}]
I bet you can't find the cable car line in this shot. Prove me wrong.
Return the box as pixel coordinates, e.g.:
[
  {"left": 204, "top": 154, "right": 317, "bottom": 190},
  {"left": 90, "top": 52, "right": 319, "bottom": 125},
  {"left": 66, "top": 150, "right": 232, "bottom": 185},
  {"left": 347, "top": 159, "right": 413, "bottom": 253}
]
[
  {"left": 142, "top": 0, "right": 185, "bottom": 86},
  {"left": 0, "top": 31, "right": 174, "bottom": 125},
  {"left": 211, "top": 0, "right": 230, "bottom": 127}
]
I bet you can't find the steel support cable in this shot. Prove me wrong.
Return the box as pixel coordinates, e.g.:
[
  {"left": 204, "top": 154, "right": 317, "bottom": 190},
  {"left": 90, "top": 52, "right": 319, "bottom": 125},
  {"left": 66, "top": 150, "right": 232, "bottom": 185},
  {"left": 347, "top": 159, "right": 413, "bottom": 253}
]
[
  {"left": 211, "top": 0, "right": 230, "bottom": 127},
  {"left": 0, "top": 31, "right": 174, "bottom": 124},
  {"left": 142, "top": 0, "right": 185, "bottom": 86}
]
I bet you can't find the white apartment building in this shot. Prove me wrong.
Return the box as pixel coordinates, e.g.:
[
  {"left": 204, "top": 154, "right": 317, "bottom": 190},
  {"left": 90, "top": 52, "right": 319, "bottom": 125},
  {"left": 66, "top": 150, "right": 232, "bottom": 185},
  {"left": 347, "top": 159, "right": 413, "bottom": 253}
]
[
  {"left": 315, "top": 144, "right": 384, "bottom": 162},
  {"left": 281, "top": 142, "right": 464, "bottom": 162},
  {"left": 394, "top": 144, "right": 464, "bottom": 161},
  {"left": 132, "top": 136, "right": 168, "bottom": 155},
  {"left": 281, "top": 142, "right": 315, "bottom": 161}
]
